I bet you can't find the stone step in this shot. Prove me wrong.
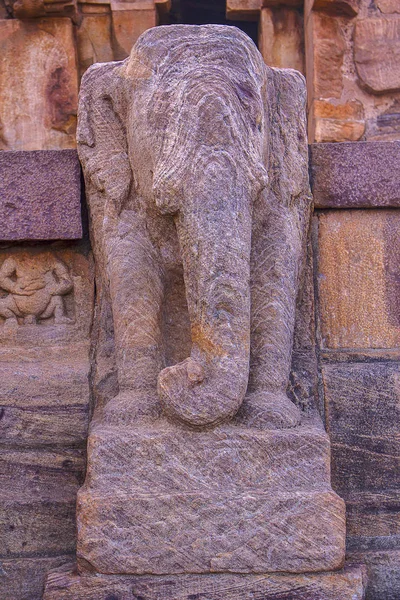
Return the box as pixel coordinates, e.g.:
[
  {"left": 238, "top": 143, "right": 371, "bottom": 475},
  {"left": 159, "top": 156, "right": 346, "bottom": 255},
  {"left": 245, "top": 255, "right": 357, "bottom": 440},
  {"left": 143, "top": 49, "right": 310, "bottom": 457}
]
[
  {"left": 85, "top": 413, "right": 332, "bottom": 494},
  {"left": 77, "top": 488, "right": 345, "bottom": 575},
  {"left": 43, "top": 564, "right": 367, "bottom": 600}
]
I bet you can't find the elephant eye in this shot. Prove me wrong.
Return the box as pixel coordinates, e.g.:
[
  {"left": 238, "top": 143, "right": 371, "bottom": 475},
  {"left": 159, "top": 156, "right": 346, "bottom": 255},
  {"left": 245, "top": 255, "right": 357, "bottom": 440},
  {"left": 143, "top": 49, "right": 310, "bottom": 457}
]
[{"left": 235, "top": 83, "right": 255, "bottom": 108}]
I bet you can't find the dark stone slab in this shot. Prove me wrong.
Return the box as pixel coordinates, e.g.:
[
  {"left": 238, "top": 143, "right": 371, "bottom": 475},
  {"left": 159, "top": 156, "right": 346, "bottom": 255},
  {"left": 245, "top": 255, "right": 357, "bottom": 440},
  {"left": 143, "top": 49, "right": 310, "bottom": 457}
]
[
  {"left": 310, "top": 141, "right": 400, "bottom": 208},
  {"left": 322, "top": 362, "right": 400, "bottom": 497},
  {"left": 0, "top": 150, "right": 82, "bottom": 240}
]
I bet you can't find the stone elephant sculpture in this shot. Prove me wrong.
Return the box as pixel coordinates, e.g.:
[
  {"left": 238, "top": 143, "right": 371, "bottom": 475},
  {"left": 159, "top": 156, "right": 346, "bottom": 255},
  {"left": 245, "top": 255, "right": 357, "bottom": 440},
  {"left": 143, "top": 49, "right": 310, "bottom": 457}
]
[{"left": 77, "top": 24, "right": 312, "bottom": 429}]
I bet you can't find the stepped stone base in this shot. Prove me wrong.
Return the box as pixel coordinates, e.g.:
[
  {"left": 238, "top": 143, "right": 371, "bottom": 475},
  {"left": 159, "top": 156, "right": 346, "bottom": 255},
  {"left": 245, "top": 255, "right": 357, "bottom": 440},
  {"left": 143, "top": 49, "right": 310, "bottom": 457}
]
[
  {"left": 43, "top": 564, "right": 367, "bottom": 600},
  {"left": 76, "top": 412, "right": 346, "bottom": 575}
]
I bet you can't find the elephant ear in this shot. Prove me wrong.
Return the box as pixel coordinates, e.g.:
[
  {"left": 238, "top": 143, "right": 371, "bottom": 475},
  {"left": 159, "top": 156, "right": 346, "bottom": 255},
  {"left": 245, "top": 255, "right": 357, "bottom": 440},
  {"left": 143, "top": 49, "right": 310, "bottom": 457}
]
[
  {"left": 265, "top": 67, "right": 311, "bottom": 216},
  {"left": 77, "top": 61, "right": 132, "bottom": 215},
  {"left": 266, "top": 67, "right": 317, "bottom": 411}
]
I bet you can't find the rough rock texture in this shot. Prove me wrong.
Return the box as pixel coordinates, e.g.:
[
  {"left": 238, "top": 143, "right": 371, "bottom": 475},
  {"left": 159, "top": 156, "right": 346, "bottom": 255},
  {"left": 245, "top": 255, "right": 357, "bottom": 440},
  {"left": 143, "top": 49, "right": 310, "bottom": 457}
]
[
  {"left": 0, "top": 245, "right": 93, "bottom": 599},
  {"left": 76, "top": 415, "right": 345, "bottom": 574},
  {"left": 354, "top": 17, "right": 400, "bottom": 94},
  {"left": 310, "top": 142, "right": 400, "bottom": 208},
  {"left": 315, "top": 210, "right": 400, "bottom": 349},
  {"left": 0, "top": 150, "right": 82, "bottom": 240},
  {"left": 43, "top": 564, "right": 367, "bottom": 600},
  {"left": 305, "top": 0, "right": 400, "bottom": 141},
  {"left": 0, "top": 18, "right": 78, "bottom": 151}
]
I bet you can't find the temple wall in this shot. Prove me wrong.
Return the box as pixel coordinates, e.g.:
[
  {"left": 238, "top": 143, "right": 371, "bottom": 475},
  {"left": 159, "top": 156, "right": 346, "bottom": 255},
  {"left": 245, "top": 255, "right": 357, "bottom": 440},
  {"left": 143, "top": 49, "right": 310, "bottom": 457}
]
[{"left": 0, "top": 3, "right": 399, "bottom": 599}]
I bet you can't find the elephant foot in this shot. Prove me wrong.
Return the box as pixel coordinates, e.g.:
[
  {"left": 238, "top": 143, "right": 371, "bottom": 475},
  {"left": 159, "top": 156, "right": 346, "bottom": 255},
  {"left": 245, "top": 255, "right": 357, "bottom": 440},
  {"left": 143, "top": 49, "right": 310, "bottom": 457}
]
[
  {"left": 100, "top": 390, "right": 161, "bottom": 426},
  {"left": 158, "top": 357, "right": 242, "bottom": 428},
  {"left": 235, "top": 390, "right": 301, "bottom": 430}
]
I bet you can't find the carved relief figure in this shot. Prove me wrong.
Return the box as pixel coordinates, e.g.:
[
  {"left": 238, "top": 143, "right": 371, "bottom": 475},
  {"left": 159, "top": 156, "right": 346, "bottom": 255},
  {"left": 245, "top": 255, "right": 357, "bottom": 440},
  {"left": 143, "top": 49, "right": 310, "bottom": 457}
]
[
  {"left": 78, "top": 25, "right": 312, "bottom": 429},
  {"left": 0, "top": 254, "right": 74, "bottom": 327}
]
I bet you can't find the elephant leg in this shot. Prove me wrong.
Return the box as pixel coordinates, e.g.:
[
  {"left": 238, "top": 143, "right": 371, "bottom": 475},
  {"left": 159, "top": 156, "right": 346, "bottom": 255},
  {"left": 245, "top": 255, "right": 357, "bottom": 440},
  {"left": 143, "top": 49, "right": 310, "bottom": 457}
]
[
  {"left": 238, "top": 197, "right": 302, "bottom": 429},
  {"left": 102, "top": 211, "right": 165, "bottom": 425}
]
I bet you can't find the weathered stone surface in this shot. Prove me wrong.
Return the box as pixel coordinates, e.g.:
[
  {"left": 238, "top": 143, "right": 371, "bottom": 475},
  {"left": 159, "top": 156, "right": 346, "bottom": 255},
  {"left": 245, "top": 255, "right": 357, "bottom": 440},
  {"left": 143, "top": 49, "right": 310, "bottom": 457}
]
[
  {"left": 316, "top": 210, "right": 400, "bottom": 348},
  {"left": 259, "top": 7, "right": 304, "bottom": 73},
  {"left": 0, "top": 556, "right": 71, "bottom": 600},
  {"left": 310, "top": 141, "right": 400, "bottom": 208},
  {"left": 0, "top": 150, "right": 82, "bottom": 240},
  {"left": 226, "top": 0, "right": 261, "bottom": 19},
  {"left": 77, "top": 487, "right": 345, "bottom": 574},
  {"left": 0, "top": 449, "right": 82, "bottom": 556},
  {"left": 312, "top": 99, "right": 365, "bottom": 142},
  {"left": 376, "top": 0, "right": 400, "bottom": 13},
  {"left": 355, "top": 17, "right": 400, "bottom": 93},
  {"left": 111, "top": 4, "right": 157, "bottom": 60},
  {"left": 0, "top": 18, "right": 78, "bottom": 150},
  {"left": 43, "top": 564, "right": 367, "bottom": 600},
  {"left": 348, "top": 550, "right": 400, "bottom": 600},
  {"left": 76, "top": 415, "right": 345, "bottom": 575},
  {"left": 77, "top": 13, "right": 113, "bottom": 77},
  {"left": 85, "top": 415, "right": 331, "bottom": 493},
  {"left": 322, "top": 362, "right": 400, "bottom": 495},
  {"left": 311, "top": 0, "right": 359, "bottom": 16},
  {"left": 305, "top": 13, "right": 345, "bottom": 101}
]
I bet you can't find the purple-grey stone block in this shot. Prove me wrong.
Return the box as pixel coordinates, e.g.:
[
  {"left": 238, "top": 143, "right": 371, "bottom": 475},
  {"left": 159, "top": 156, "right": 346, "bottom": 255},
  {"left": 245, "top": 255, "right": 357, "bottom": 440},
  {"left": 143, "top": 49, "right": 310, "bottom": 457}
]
[
  {"left": 0, "top": 149, "right": 82, "bottom": 240},
  {"left": 310, "top": 141, "right": 400, "bottom": 209}
]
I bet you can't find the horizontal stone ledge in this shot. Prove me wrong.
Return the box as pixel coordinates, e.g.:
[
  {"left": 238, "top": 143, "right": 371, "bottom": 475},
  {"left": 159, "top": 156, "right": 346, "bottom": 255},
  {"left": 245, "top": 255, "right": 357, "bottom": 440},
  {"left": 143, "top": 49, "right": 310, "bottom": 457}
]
[
  {"left": 43, "top": 564, "right": 367, "bottom": 600},
  {"left": 310, "top": 141, "right": 400, "bottom": 208},
  {"left": 0, "top": 150, "right": 82, "bottom": 241}
]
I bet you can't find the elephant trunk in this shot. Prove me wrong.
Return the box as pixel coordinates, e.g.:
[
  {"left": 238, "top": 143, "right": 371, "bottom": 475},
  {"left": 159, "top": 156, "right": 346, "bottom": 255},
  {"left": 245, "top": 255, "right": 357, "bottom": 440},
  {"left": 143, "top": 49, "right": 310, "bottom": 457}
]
[{"left": 157, "top": 150, "right": 253, "bottom": 427}]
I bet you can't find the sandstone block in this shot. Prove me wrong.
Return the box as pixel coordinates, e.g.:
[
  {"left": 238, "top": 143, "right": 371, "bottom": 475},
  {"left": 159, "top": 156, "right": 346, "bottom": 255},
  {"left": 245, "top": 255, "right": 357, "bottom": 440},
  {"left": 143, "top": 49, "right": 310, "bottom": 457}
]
[
  {"left": 0, "top": 150, "right": 82, "bottom": 241},
  {"left": 347, "top": 550, "right": 400, "bottom": 600},
  {"left": 0, "top": 18, "right": 78, "bottom": 151},
  {"left": 376, "top": 0, "right": 400, "bottom": 13},
  {"left": 43, "top": 564, "right": 367, "bottom": 600},
  {"left": 259, "top": 7, "right": 304, "bottom": 73},
  {"left": 77, "top": 14, "right": 113, "bottom": 77},
  {"left": 355, "top": 17, "right": 400, "bottom": 93},
  {"left": 316, "top": 210, "right": 400, "bottom": 348},
  {"left": 0, "top": 556, "right": 71, "bottom": 600},
  {"left": 226, "top": 0, "right": 261, "bottom": 20},
  {"left": 111, "top": 5, "right": 157, "bottom": 60},
  {"left": 312, "top": 99, "right": 365, "bottom": 142},
  {"left": 311, "top": 0, "right": 359, "bottom": 16},
  {"left": 305, "top": 12, "right": 346, "bottom": 101},
  {"left": 322, "top": 362, "right": 400, "bottom": 495},
  {"left": 84, "top": 415, "right": 331, "bottom": 493},
  {"left": 310, "top": 141, "right": 400, "bottom": 208}
]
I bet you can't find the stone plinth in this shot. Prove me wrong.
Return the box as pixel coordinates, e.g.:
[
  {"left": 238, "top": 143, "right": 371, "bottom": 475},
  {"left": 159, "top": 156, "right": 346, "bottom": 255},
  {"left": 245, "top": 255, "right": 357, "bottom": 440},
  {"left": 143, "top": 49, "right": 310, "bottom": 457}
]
[
  {"left": 0, "top": 150, "right": 82, "bottom": 240},
  {"left": 75, "top": 413, "right": 346, "bottom": 575},
  {"left": 43, "top": 564, "right": 367, "bottom": 600}
]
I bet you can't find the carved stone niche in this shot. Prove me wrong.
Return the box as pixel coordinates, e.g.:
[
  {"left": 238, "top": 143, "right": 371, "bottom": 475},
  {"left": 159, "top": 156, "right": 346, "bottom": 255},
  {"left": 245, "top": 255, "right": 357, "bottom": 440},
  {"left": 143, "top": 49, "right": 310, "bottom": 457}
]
[{"left": 43, "top": 25, "right": 366, "bottom": 599}]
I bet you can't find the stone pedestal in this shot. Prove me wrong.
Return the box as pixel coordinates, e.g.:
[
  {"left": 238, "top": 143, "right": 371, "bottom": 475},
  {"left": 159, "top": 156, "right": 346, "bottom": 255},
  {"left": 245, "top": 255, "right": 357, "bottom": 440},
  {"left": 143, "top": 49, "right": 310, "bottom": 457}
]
[{"left": 75, "top": 413, "right": 345, "bottom": 575}]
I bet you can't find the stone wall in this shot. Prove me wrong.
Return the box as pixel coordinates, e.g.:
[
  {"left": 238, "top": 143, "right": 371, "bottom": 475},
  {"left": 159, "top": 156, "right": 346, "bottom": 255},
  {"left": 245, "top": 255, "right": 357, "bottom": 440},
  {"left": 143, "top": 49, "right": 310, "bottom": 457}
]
[
  {"left": 0, "top": 5, "right": 399, "bottom": 600},
  {"left": 311, "top": 141, "right": 400, "bottom": 600}
]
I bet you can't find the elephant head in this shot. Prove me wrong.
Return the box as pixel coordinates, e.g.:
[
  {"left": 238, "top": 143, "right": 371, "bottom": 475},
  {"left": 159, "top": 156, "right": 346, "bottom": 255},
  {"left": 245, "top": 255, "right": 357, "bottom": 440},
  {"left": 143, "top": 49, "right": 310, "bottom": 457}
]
[{"left": 77, "top": 25, "right": 309, "bottom": 428}]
